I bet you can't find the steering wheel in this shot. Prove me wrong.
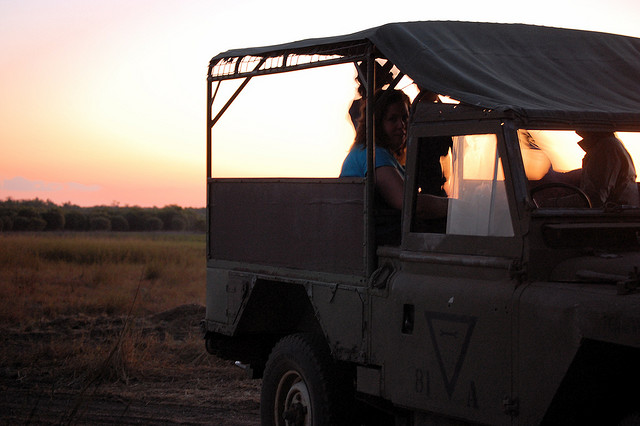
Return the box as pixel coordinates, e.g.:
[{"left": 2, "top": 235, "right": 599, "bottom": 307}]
[{"left": 530, "top": 182, "right": 592, "bottom": 208}]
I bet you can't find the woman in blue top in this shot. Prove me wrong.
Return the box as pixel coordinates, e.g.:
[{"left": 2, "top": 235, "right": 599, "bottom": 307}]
[
  {"left": 341, "top": 89, "right": 409, "bottom": 211},
  {"left": 341, "top": 89, "right": 448, "bottom": 218}
]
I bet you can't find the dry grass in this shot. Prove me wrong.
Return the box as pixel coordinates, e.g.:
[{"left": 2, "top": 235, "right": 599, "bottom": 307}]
[
  {"left": 0, "top": 232, "right": 205, "bottom": 326},
  {"left": 0, "top": 232, "right": 211, "bottom": 382},
  {"left": 0, "top": 232, "right": 261, "bottom": 425}
]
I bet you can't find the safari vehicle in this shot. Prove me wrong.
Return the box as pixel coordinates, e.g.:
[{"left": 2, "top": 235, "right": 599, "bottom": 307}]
[{"left": 202, "top": 22, "right": 640, "bottom": 425}]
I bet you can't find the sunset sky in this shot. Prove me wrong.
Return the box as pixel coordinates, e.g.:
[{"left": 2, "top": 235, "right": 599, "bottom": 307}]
[{"left": 2, "top": 0, "right": 640, "bottom": 207}]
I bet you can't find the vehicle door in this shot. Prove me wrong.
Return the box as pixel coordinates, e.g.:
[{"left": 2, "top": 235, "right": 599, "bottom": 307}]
[{"left": 370, "top": 120, "right": 524, "bottom": 425}]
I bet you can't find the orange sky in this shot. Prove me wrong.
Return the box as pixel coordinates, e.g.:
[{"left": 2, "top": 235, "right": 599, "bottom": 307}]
[{"left": 2, "top": 0, "right": 640, "bottom": 207}]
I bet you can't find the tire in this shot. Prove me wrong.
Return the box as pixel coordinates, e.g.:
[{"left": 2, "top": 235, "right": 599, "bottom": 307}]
[{"left": 260, "top": 333, "right": 350, "bottom": 426}]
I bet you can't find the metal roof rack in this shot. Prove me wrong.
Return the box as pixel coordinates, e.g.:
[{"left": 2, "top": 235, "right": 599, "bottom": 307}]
[{"left": 208, "top": 41, "right": 373, "bottom": 81}]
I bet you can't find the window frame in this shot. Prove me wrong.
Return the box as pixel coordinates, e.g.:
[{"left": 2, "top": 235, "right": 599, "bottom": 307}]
[{"left": 402, "top": 120, "right": 524, "bottom": 257}]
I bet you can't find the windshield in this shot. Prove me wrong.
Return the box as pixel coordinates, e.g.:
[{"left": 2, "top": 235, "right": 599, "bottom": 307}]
[{"left": 520, "top": 130, "right": 640, "bottom": 208}]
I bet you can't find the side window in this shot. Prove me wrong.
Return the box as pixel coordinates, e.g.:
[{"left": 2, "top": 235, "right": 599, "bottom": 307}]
[{"left": 412, "top": 134, "right": 514, "bottom": 237}]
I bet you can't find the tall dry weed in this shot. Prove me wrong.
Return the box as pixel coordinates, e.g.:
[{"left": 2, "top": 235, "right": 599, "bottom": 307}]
[{"left": 0, "top": 232, "right": 205, "bottom": 325}]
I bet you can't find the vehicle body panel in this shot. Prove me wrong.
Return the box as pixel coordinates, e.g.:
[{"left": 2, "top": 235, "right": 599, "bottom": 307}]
[
  {"left": 208, "top": 178, "right": 365, "bottom": 277},
  {"left": 370, "top": 255, "right": 515, "bottom": 425}
]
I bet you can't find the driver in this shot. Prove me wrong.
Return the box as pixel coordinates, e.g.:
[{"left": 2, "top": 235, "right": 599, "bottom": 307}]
[{"left": 577, "top": 131, "right": 639, "bottom": 207}]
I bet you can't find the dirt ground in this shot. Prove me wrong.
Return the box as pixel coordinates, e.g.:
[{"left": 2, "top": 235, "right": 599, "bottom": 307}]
[{"left": 0, "top": 304, "right": 261, "bottom": 425}]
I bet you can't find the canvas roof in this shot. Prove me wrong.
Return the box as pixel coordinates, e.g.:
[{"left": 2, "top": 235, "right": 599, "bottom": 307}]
[{"left": 211, "top": 21, "right": 640, "bottom": 125}]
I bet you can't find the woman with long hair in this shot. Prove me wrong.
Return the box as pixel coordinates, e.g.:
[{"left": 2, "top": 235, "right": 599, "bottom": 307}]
[
  {"left": 341, "top": 89, "right": 410, "bottom": 210},
  {"left": 340, "top": 89, "right": 447, "bottom": 243},
  {"left": 341, "top": 89, "right": 447, "bottom": 213}
]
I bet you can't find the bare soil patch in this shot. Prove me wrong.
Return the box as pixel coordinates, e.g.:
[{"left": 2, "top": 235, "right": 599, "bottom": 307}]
[{"left": 0, "top": 304, "right": 261, "bottom": 425}]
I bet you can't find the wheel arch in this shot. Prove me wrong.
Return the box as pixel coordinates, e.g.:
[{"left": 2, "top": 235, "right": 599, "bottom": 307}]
[
  {"left": 205, "top": 279, "right": 325, "bottom": 377},
  {"left": 542, "top": 339, "right": 640, "bottom": 425},
  {"left": 235, "top": 279, "right": 324, "bottom": 336}
]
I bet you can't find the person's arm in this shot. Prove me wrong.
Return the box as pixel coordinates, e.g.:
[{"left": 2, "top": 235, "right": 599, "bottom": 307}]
[
  {"left": 416, "top": 193, "right": 449, "bottom": 218},
  {"left": 376, "top": 166, "right": 448, "bottom": 218},
  {"left": 375, "top": 166, "right": 404, "bottom": 210}
]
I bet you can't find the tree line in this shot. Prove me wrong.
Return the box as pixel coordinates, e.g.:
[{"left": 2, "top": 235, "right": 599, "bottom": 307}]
[{"left": 0, "top": 198, "right": 206, "bottom": 233}]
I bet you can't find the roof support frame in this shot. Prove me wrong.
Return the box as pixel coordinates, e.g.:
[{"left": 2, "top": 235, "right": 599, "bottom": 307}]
[
  {"left": 365, "top": 47, "right": 376, "bottom": 278},
  {"left": 206, "top": 44, "right": 375, "bottom": 178},
  {"left": 209, "top": 40, "right": 372, "bottom": 82},
  {"left": 210, "top": 53, "right": 367, "bottom": 81}
]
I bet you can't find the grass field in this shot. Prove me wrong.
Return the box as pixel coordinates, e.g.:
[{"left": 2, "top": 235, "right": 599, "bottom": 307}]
[
  {"left": 0, "top": 232, "right": 206, "bottom": 326},
  {"left": 0, "top": 233, "right": 260, "bottom": 424},
  {"left": 0, "top": 232, "right": 217, "bottom": 386}
]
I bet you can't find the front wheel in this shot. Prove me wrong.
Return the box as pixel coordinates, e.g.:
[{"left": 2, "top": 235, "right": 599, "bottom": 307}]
[{"left": 260, "top": 333, "right": 349, "bottom": 426}]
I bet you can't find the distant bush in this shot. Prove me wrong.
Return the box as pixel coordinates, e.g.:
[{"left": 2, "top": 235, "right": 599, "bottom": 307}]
[
  {"left": 125, "top": 208, "right": 149, "bottom": 232},
  {"left": 0, "top": 216, "right": 13, "bottom": 231},
  {"left": 0, "top": 198, "right": 205, "bottom": 233},
  {"left": 0, "top": 207, "right": 16, "bottom": 223},
  {"left": 11, "top": 216, "right": 30, "bottom": 231},
  {"left": 18, "top": 207, "right": 39, "bottom": 219},
  {"left": 89, "top": 216, "right": 111, "bottom": 231},
  {"left": 192, "top": 216, "right": 206, "bottom": 232},
  {"left": 30, "top": 217, "right": 48, "bottom": 231},
  {"left": 169, "top": 216, "right": 187, "bottom": 232},
  {"left": 145, "top": 217, "right": 163, "bottom": 232},
  {"left": 42, "top": 208, "right": 65, "bottom": 231},
  {"left": 13, "top": 216, "right": 47, "bottom": 231},
  {"left": 65, "top": 210, "right": 89, "bottom": 231},
  {"left": 110, "top": 215, "right": 129, "bottom": 232}
]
